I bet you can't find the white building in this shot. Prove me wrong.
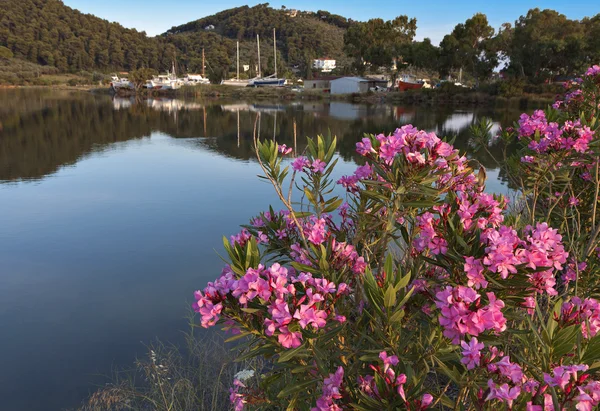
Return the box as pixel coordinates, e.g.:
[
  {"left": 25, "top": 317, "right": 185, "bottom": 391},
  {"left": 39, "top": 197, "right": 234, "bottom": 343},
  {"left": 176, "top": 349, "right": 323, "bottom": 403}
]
[
  {"left": 313, "top": 58, "right": 336, "bottom": 73},
  {"left": 330, "top": 77, "right": 388, "bottom": 95}
]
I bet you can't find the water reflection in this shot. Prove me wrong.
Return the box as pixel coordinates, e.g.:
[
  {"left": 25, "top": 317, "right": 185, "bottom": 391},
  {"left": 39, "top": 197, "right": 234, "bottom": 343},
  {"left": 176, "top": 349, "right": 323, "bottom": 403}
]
[
  {"left": 0, "top": 91, "right": 523, "bottom": 185},
  {"left": 0, "top": 90, "right": 528, "bottom": 410}
]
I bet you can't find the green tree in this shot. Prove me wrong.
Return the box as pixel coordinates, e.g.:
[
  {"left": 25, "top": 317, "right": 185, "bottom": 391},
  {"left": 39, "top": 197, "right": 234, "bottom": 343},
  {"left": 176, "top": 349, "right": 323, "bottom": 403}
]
[
  {"left": 344, "top": 16, "right": 417, "bottom": 71},
  {"left": 129, "top": 68, "right": 157, "bottom": 89},
  {"left": 507, "top": 9, "right": 585, "bottom": 81},
  {"left": 400, "top": 38, "right": 439, "bottom": 70},
  {"left": 439, "top": 13, "right": 497, "bottom": 82}
]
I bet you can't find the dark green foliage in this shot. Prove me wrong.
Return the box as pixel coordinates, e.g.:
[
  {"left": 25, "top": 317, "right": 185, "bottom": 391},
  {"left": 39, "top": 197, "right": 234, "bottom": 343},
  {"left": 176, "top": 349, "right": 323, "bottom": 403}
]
[
  {"left": 500, "top": 9, "right": 600, "bottom": 81},
  {"left": 164, "top": 4, "right": 351, "bottom": 71},
  {"left": 0, "top": 46, "right": 13, "bottom": 58},
  {"left": 0, "top": 0, "right": 176, "bottom": 72},
  {"left": 0, "top": 1, "right": 352, "bottom": 75},
  {"left": 129, "top": 68, "right": 158, "bottom": 89},
  {"left": 438, "top": 13, "right": 497, "bottom": 81},
  {"left": 0, "top": 56, "right": 58, "bottom": 84},
  {"left": 344, "top": 16, "right": 417, "bottom": 70}
]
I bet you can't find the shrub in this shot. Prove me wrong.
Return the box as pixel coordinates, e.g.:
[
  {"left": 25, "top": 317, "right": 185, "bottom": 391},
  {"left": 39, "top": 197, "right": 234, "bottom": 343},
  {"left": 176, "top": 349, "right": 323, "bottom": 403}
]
[
  {"left": 498, "top": 79, "right": 525, "bottom": 98},
  {"left": 0, "top": 46, "right": 13, "bottom": 59},
  {"left": 192, "top": 65, "right": 600, "bottom": 410}
]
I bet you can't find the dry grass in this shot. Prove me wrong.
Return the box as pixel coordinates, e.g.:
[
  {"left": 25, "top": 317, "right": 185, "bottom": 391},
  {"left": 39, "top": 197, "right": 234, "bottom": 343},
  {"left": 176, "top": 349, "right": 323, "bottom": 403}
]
[{"left": 79, "top": 329, "right": 264, "bottom": 411}]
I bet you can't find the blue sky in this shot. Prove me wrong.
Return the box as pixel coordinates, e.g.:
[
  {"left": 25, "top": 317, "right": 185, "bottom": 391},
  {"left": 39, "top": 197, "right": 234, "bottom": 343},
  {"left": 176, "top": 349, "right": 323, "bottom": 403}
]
[{"left": 63, "top": 0, "right": 597, "bottom": 45}]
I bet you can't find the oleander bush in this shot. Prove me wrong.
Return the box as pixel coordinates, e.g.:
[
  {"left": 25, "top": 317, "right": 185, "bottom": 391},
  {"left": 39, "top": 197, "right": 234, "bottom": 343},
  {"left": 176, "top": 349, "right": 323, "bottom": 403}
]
[{"left": 193, "top": 64, "right": 600, "bottom": 410}]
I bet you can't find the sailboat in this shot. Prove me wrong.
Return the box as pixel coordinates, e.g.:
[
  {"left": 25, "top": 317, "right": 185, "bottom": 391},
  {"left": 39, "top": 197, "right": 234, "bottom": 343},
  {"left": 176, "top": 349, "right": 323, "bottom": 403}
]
[
  {"left": 184, "top": 48, "right": 210, "bottom": 85},
  {"left": 146, "top": 61, "right": 182, "bottom": 90},
  {"left": 221, "top": 42, "right": 249, "bottom": 87},
  {"left": 249, "top": 29, "right": 285, "bottom": 87}
]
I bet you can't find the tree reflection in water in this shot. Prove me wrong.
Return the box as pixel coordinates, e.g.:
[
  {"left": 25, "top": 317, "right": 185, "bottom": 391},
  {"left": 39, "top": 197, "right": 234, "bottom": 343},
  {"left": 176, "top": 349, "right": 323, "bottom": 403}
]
[{"left": 0, "top": 90, "right": 526, "bottom": 188}]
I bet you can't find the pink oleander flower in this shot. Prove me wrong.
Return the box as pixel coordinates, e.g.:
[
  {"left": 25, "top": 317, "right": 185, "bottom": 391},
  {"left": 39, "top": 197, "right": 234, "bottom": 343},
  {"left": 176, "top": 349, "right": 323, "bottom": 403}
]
[
  {"left": 396, "top": 373, "right": 407, "bottom": 401},
  {"left": 292, "top": 156, "right": 310, "bottom": 171},
  {"left": 544, "top": 364, "right": 589, "bottom": 390},
  {"left": 293, "top": 305, "right": 328, "bottom": 329},
  {"left": 420, "top": 393, "right": 433, "bottom": 409},
  {"left": 486, "top": 380, "right": 521, "bottom": 407},
  {"left": 461, "top": 337, "right": 484, "bottom": 370},
  {"left": 379, "top": 351, "right": 399, "bottom": 372},
  {"left": 313, "top": 367, "right": 344, "bottom": 411},
  {"left": 464, "top": 257, "right": 488, "bottom": 289},
  {"left": 278, "top": 144, "right": 293, "bottom": 155},
  {"left": 307, "top": 217, "right": 327, "bottom": 245},
  {"left": 311, "top": 159, "right": 327, "bottom": 173},
  {"left": 585, "top": 65, "right": 600, "bottom": 77},
  {"left": 277, "top": 326, "right": 302, "bottom": 348},
  {"left": 522, "top": 155, "right": 535, "bottom": 163},
  {"left": 356, "top": 137, "right": 375, "bottom": 155}
]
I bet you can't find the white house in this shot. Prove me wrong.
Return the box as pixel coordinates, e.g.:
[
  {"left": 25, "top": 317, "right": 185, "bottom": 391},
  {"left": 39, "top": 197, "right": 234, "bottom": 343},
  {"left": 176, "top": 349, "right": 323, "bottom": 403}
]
[
  {"left": 330, "top": 77, "right": 388, "bottom": 95},
  {"left": 313, "top": 58, "right": 336, "bottom": 73}
]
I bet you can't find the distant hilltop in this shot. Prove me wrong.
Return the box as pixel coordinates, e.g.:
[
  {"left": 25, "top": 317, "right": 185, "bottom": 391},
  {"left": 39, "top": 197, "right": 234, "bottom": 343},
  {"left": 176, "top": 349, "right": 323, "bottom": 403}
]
[{"left": 0, "top": 1, "right": 351, "bottom": 75}]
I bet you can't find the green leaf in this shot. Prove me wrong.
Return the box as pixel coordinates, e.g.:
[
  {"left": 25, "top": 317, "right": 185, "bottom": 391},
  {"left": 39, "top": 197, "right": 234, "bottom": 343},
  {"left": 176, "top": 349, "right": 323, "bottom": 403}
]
[
  {"left": 277, "top": 345, "right": 309, "bottom": 363},
  {"left": 224, "top": 332, "right": 251, "bottom": 343},
  {"left": 396, "top": 272, "right": 411, "bottom": 289},
  {"left": 553, "top": 324, "right": 580, "bottom": 358},
  {"left": 277, "top": 379, "right": 316, "bottom": 399},
  {"left": 384, "top": 285, "right": 397, "bottom": 309}
]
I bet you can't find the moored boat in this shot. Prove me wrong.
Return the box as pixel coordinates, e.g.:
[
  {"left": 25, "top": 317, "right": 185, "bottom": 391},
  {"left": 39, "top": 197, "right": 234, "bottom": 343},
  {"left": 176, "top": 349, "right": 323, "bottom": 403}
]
[
  {"left": 110, "top": 75, "right": 134, "bottom": 91},
  {"left": 397, "top": 75, "right": 424, "bottom": 92},
  {"left": 146, "top": 63, "right": 182, "bottom": 90},
  {"left": 184, "top": 74, "right": 210, "bottom": 85},
  {"left": 250, "top": 77, "right": 285, "bottom": 87},
  {"left": 222, "top": 41, "right": 250, "bottom": 87},
  {"left": 248, "top": 30, "right": 285, "bottom": 87}
]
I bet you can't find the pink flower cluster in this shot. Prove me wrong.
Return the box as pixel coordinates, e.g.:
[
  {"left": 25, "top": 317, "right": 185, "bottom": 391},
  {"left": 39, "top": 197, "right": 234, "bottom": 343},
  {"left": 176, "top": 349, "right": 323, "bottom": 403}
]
[
  {"left": 518, "top": 110, "right": 594, "bottom": 154},
  {"left": 229, "top": 379, "right": 247, "bottom": 411},
  {"left": 341, "top": 125, "right": 477, "bottom": 195},
  {"left": 478, "top": 223, "right": 567, "bottom": 295},
  {"left": 313, "top": 366, "right": 344, "bottom": 410},
  {"left": 562, "top": 297, "right": 600, "bottom": 338},
  {"left": 541, "top": 365, "right": 600, "bottom": 410},
  {"left": 193, "top": 263, "right": 350, "bottom": 349},
  {"left": 414, "top": 192, "right": 506, "bottom": 256},
  {"left": 414, "top": 212, "right": 448, "bottom": 255},
  {"left": 585, "top": 65, "right": 600, "bottom": 77},
  {"left": 357, "top": 352, "right": 433, "bottom": 409},
  {"left": 435, "top": 286, "right": 506, "bottom": 343},
  {"left": 292, "top": 156, "right": 327, "bottom": 173}
]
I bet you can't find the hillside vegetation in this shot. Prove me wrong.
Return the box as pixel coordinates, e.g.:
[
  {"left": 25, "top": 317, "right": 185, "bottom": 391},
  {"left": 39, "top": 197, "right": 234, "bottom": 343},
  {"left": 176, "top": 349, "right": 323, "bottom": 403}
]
[
  {"left": 0, "top": 0, "right": 350, "bottom": 77},
  {"left": 165, "top": 4, "right": 350, "bottom": 73}
]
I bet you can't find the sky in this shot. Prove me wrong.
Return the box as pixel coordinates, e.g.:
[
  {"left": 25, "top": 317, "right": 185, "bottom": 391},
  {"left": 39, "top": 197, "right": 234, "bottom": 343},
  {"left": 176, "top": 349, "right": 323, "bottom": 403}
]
[{"left": 62, "top": 0, "right": 598, "bottom": 45}]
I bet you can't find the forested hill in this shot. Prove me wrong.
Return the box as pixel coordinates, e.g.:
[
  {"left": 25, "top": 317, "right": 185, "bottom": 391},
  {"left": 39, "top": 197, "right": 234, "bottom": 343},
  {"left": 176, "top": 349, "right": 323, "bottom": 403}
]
[
  {"left": 164, "top": 4, "right": 350, "bottom": 71},
  {"left": 0, "top": 0, "right": 351, "bottom": 75},
  {"left": 0, "top": 0, "right": 176, "bottom": 72}
]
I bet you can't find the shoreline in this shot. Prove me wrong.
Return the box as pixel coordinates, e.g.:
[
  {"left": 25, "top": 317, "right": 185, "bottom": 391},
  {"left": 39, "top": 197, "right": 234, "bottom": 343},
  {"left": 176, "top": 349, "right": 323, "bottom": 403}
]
[{"left": 2, "top": 84, "right": 555, "bottom": 107}]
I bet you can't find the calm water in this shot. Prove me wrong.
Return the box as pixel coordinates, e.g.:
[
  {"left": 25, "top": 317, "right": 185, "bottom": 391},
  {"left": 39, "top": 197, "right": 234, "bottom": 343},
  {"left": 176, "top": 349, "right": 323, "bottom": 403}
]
[{"left": 0, "top": 90, "right": 522, "bottom": 410}]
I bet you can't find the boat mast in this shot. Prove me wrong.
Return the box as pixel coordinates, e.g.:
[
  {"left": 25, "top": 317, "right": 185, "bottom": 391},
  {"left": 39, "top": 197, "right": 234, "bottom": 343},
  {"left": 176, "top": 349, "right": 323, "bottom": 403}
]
[
  {"left": 236, "top": 41, "right": 240, "bottom": 81},
  {"left": 257, "top": 34, "right": 261, "bottom": 78},
  {"left": 273, "top": 28, "right": 277, "bottom": 77},
  {"left": 202, "top": 48, "right": 205, "bottom": 78}
]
